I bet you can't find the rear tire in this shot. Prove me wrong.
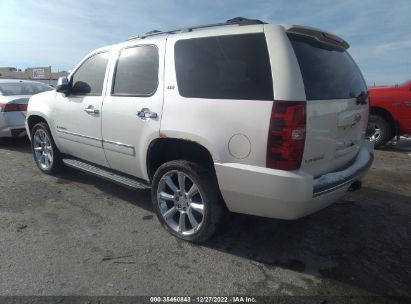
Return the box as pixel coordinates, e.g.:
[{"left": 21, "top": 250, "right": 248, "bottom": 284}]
[
  {"left": 367, "top": 114, "right": 392, "bottom": 148},
  {"left": 151, "top": 160, "right": 224, "bottom": 243},
  {"left": 31, "top": 122, "right": 63, "bottom": 174}
]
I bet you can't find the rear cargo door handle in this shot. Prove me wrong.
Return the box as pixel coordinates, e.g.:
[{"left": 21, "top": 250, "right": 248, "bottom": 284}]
[
  {"left": 84, "top": 105, "right": 99, "bottom": 115},
  {"left": 137, "top": 108, "right": 157, "bottom": 119}
]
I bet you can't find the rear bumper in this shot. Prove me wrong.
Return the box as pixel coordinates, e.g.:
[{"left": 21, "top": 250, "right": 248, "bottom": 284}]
[
  {"left": 313, "top": 146, "right": 373, "bottom": 197},
  {"left": 214, "top": 141, "right": 374, "bottom": 220},
  {"left": 0, "top": 112, "right": 27, "bottom": 138}
]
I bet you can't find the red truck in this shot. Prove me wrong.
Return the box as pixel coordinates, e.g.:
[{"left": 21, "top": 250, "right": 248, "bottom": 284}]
[{"left": 367, "top": 80, "right": 411, "bottom": 148}]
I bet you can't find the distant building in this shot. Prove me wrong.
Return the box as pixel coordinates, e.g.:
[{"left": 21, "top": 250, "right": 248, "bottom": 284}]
[{"left": 0, "top": 66, "right": 69, "bottom": 85}]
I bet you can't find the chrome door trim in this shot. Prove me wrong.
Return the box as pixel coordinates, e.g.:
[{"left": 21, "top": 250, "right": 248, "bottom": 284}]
[
  {"left": 57, "top": 128, "right": 136, "bottom": 156},
  {"left": 56, "top": 129, "right": 101, "bottom": 142},
  {"left": 103, "top": 139, "right": 134, "bottom": 148},
  {"left": 57, "top": 129, "right": 103, "bottom": 148},
  {"left": 102, "top": 139, "right": 136, "bottom": 156}
]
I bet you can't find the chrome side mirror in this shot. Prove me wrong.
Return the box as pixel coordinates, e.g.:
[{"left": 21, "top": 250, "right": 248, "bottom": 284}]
[{"left": 56, "top": 77, "right": 71, "bottom": 94}]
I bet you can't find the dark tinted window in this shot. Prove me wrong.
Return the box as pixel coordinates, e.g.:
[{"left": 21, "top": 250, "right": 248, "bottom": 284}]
[
  {"left": 288, "top": 33, "right": 367, "bottom": 100},
  {"left": 71, "top": 52, "right": 109, "bottom": 95},
  {"left": 174, "top": 34, "right": 273, "bottom": 100},
  {"left": 0, "top": 82, "right": 53, "bottom": 96},
  {"left": 112, "top": 45, "right": 159, "bottom": 96}
]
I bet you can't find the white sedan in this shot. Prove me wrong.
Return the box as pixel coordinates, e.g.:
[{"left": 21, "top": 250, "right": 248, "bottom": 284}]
[{"left": 0, "top": 79, "right": 53, "bottom": 138}]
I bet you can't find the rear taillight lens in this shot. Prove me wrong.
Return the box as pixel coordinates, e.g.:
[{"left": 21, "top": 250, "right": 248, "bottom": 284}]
[
  {"left": 0, "top": 103, "right": 27, "bottom": 112},
  {"left": 18, "top": 104, "right": 28, "bottom": 111},
  {"left": 267, "top": 101, "right": 306, "bottom": 170}
]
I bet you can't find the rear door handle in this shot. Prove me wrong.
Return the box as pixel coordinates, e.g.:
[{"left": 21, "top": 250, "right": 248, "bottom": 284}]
[
  {"left": 84, "top": 105, "right": 99, "bottom": 115},
  {"left": 137, "top": 108, "right": 157, "bottom": 119}
]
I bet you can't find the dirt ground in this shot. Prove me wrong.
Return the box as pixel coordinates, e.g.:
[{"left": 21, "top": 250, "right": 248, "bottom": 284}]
[{"left": 0, "top": 137, "right": 410, "bottom": 300}]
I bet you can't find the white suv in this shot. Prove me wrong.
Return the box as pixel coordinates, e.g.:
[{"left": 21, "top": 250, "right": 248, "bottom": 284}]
[{"left": 26, "top": 18, "right": 373, "bottom": 242}]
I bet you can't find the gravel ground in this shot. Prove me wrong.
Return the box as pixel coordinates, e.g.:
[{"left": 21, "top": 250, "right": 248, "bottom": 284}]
[{"left": 0, "top": 138, "right": 410, "bottom": 300}]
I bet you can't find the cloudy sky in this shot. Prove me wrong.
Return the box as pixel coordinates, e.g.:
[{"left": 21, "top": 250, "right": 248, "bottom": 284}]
[{"left": 0, "top": 0, "right": 410, "bottom": 85}]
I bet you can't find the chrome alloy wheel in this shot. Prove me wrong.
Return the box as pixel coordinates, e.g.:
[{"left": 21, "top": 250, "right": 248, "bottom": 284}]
[
  {"left": 368, "top": 123, "right": 381, "bottom": 142},
  {"left": 33, "top": 128, "right": 54, "bottom": 170},
  {"left": 157, "top": 170, "right": 205, "bottom": 236}
]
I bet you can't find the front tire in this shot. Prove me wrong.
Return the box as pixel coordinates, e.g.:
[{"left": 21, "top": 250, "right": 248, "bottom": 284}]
[
  {"left": 151, "top": 160, "right": 224, "bottom": 243},
  {"left": 31, "top": 122, "right": 63, "bottom": 174},
  {"left": 367, "top": 114, "right": 392, "bottom": 148}
]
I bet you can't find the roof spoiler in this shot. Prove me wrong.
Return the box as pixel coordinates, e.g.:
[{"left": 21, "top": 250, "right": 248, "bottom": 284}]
[{"left": 286, "top": 26, "right": 350, "bottom": 50}]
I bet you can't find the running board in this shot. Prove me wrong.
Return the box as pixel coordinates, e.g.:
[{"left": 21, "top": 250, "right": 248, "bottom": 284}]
[{"left": 62, "top": 158, "right": 151, "bottom": 190}]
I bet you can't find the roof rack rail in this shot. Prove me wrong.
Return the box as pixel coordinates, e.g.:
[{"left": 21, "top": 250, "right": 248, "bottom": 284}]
[
  {"left": 126, "top": 17, "right": 265, "bottom": 41},
  {"left": 145, "top": 30, "right": 162, "bottom": 35},
  {"left": 226, "top": 17, "right": 265, "bottom": 25}
]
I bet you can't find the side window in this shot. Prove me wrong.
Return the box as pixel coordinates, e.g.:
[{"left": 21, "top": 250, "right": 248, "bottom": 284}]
[
  {"left": 174, "top": 33, "right": 273, "bottom": 101},
  {"left": 71, "top": 52, "right": 109, "bottom": 96},
  {"left": 112, "top": 45, "right": 159, "bottom": 96}
]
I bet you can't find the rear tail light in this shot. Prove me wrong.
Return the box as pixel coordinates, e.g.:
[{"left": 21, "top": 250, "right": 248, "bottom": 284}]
[
  {"left": 0, "top": 103, "right": 27, "bottom": 112},
  {"left": 18, "top": 103, "right": 28, "bottom": 111},
  {"left": 266, "top": 101, "right": 306, "bottom": 170}
]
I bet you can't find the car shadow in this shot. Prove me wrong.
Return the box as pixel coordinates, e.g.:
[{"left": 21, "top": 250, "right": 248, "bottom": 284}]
[
  {"left": 3, "top": 137, "right": 410, "bottom": 295},
  {"left": 0, "top": 137, "right": 31, "bottom": 153},
  {"left": 380, "top": 137, "right": 411, "bottom": 153},
  {"left": 204, "top": 187, "right": 411, "bottom": 296},
  {"left": 0, "top": 137, "right": 153, "bottom": 212},
  {"left": 56, "top": 166, "right": 411, "bottom": 296},
  {"left": 54, "top": 166, "right": 153, "bottom": 212}
]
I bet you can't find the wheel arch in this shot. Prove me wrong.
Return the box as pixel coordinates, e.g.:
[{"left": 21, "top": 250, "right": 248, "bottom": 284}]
[
  {"left": 146, "top": 138, "right": 215, "bottom": 182},
  {"left": 26, "top": 114, "right": 51, "bottom": 140},
  {"left": 27, "top": 114, "right": 49, "bottom": 133},
  {"left": 26, "top": 113, "right": 63, "bottom": 151},
  {"left": 370, "top": 106, "right": 397, "bottom": 138}
]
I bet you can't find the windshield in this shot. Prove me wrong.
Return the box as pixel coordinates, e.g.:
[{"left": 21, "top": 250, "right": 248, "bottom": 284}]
[{"left": 0, "top": 82, "right": 53, "bottom": 96}]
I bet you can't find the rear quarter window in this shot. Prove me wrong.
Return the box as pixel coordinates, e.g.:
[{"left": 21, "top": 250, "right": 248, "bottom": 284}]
[
  {"left": 174, "top": 33, "right": 273, "bottom": 101},
  {"left": 288, "top": 33, "right": 367, "bottom": 100}
]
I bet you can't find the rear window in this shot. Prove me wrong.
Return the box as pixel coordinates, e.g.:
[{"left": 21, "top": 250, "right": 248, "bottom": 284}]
[
  {"left": 288, "top": 33, "right": 367, "bottom": 100},
  {"left": 0, "top": 82, "right": 53, "bottom": 96},
  {"left": 174, "top": 33, "right": 273, "bottom": 100}
]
